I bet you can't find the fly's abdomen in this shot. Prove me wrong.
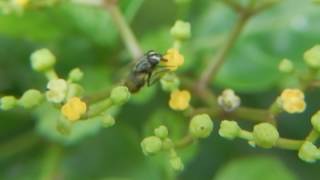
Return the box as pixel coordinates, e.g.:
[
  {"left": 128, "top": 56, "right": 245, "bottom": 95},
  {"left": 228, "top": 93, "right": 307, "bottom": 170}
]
[{"left": 124, "top": 72, "right": 147, "bottom": 93}]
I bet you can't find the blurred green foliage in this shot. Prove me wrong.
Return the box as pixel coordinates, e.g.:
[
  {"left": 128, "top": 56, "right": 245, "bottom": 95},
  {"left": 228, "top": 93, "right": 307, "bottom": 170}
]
[{"left": 0, "top": 0, "right": 320, "bottom": 180}]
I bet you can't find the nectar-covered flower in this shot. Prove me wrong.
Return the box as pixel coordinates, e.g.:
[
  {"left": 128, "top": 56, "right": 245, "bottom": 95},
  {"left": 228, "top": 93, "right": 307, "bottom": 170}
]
[
  {"left": 169, "top": 90, "right": 191, "bottom": 111},
  {"left": 162, "top": 48, "right": 184, "bottom": 71},
  {"left": 217, "top": 89, "right": 241, "bottom": 112},
  {"left": 278, "top": 89, "right": 306, "bottom": 114},
  {"left": 46, "top": 79, "right": 68, "bottom": 103},
  {"left": 61, "top": 97, "right": 87, "bottom": 121}
]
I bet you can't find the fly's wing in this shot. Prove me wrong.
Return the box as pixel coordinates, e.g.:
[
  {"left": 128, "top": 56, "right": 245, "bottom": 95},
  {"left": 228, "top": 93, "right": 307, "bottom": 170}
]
[{"left": 147, "top": 67, "right": 171, "bottom": 86}]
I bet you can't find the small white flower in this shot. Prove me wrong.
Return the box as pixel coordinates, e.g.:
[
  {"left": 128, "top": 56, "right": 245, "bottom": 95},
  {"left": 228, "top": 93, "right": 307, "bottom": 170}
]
[
  {"left": 217, "top": 89, "right": 241, "bottom": 112},
  {"left": 46, "top": 79, "right": 68, "bottom": 103}
]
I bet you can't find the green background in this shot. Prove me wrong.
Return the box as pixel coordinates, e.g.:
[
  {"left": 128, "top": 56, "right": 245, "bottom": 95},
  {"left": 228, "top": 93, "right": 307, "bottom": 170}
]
[{"left": 0, "top": 0, "right": 319, "bottom": 179}]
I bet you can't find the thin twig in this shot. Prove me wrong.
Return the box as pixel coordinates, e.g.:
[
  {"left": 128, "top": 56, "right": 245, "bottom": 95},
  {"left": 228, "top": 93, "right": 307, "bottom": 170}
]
[
  {"left": 196, "top": 12, "right": 250, "bottom": 92},
  {"left": 104, "top": 0, "right": 143, "bottom": 60},
  {"left": 222, "top": 0, "right": 244, "bottom": 12}
]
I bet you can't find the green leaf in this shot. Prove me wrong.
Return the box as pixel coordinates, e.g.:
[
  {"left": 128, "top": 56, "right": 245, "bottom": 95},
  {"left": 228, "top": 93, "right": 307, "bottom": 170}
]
[
  {"left": 214, "top": 156, "right": 298, "bottom": 180},
  {"left": 215, "top": 41, "right": 280, "bottom": 92}
]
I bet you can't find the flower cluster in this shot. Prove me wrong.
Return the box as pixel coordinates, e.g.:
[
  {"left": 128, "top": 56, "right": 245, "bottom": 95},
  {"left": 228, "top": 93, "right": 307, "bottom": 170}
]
[{"left": 141, "top": 125, "right": 184, "bottom": 171}]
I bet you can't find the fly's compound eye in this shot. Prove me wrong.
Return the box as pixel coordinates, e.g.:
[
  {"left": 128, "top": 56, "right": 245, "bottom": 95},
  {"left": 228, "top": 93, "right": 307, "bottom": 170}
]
[{"left": 148, "top": 54, "right": 162, "bottom": 65}]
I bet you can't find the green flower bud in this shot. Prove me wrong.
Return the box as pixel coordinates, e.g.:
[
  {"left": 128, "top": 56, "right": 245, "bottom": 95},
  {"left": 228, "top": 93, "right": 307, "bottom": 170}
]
[
  {"left": 217, "top": 89, "right": 241, "bottom": 112},
  {"left": 154, "top": 125, "right": 169, "bottom": 139},
  {"left": 162, "top": 138, "right": 174, "bottom": 151},
  {"left": 101, "top": 114, "right": 115, "bottom": 128},
  {"left": 304, "top": 45, "right": 320, "bottom": 68},
  {"left": 298, "top": 141, "right": 320, "bottom": 163},
  {"left": 30, "top": 48, "right": 56, "bottom": 72},
  {"left": 253, "top": 123, "right": 279, "bottom": 148},
  {"left": 278, "top": 58, "right": 294, "bottom": 73},
  {"left": 1, "top": 96, "right": 17, "bottom": 110},
  {"left": 219, "top": 120, "right": 240, "bottom": 140},
  {"left": 68, "top": 68, "right": 84, "bottom": 82},
  {"left": 160, "top": 73, "right": 180, "bottom": 92},
  {"left": 311, "top": 111, "right": 320, "bottom": 132},
  {"left": 170, "top": 20, "right": 191, "bottom": 41},
  {"left": 19, "top": 89, "right": 44, "bottom": 108},
  {"left": 66, "top": 83, "right": 84, "bottom": 99},
  {"left": 170, "top": 156, "right": 184, "bottom": 171},
  {"left": 110, "top": 86, "right": 131, "bottom": 105},
  {"left": 141, "top": 136, "right": 162, "bottom": 156},
  {"left": 189, "top": 114, "right": 213, "bottom": 138}
]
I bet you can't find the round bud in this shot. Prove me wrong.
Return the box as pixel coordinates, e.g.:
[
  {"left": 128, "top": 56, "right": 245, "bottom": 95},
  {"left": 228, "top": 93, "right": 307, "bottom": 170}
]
[
  {"left": 298, "top": 141, "right": 320, "bottom": 163},
  {"left": 68, "top": 68, "right": 84, "bottom": 82},
  {"left": 110, "top": 86, "right": 131, "bottom": 106},
  {"left": 19, "top": 89, "right": 44, "bottom": 108},
  {"left": 170, "top": 20, "right": 191, "bottom": 41},
  {"left": 311, "top": 111, "right": 320, "bottom": 132},
  {"left": 219, "top": 120, "right": 240, "bottom": 140},
  {"left": 141, "top": 136, "right": 162, "bottom": 156},
  {"left": 278, "top": 59, "right": 294, "bottom": 73},
  {"left": 189, "top": 114, "right": 213, "bottom": 138},
  {"left": 304, "top": 45, "right": 320, "bottom": 68},
  {"left": 101, "top": 114, "right": 115, "bottom": 128},
  {"left": 253, "top": 123, "right": 279, "bottom": 148},
  {"left": 30, "top": 48, "right": 56, "bottom": 72},
  {"left": 154, "top": 125, "right": 169, "bottom": 139},
  {"left": 1, "top": 96, "right": 17, "bottom": 110},
  {"left": 160, "top": 73, "right": 180, "bottom": 92},
  {"left": 170, "top": 156, "right": 184, "bottom": 171}
]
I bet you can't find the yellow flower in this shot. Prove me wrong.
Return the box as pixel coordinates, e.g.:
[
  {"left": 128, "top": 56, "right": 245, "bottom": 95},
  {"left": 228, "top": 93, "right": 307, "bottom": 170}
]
[
  {"left": 278, "top": 89, "right": 306, "bottom": 113},
  {"left": 162, "top": 48, "right": 184, "bottom": 71},
  {"left": 61, "top": 97, "right": 87, "bottom": 121},
  {"left": 169, "top": 90, "right": 191, "bottom": 111}
]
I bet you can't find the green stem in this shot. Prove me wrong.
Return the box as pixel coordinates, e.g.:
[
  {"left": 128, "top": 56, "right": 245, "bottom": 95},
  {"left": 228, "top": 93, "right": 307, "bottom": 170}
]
[
  {"left": 305, "top": 129, "right": 319, "bottom": 143},
  {"left": 45, "top": 69, "right": 58, "bottom": 80},
  {"left": 104, "top": 0, "right": 143, "bottom": 60},
  {"left": 238, "top": 130, "right": 253, "bottom": 140},
  {"left": 195, "top": 106, "right": 274, "bottom": 123},
  {"left": 39, "top": 144, "right": 63, "bottom": 180},
  {"left": 82, "top": 98, "right": 113, "bottom": 119},
  {"left": 174, "top": 134, "right": 194, "bottom": 149},
  {"left": 196, "top": 10, "right": 250, "bottom": 91},
  {"left": 275, "top": 138, "right": 303, "bottom": 150}
]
